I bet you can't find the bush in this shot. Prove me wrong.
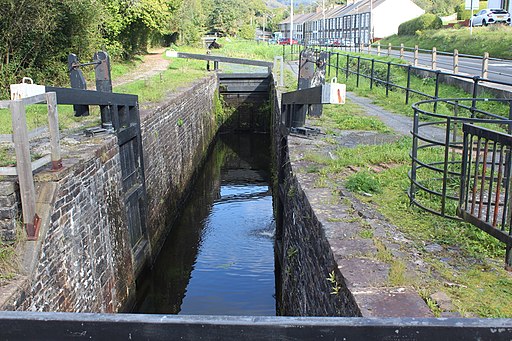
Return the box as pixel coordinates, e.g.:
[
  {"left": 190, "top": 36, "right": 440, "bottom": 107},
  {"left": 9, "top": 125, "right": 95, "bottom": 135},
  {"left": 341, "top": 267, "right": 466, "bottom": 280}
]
[{"left": 398, "top": 14, "right": 443, "bottom": 36}]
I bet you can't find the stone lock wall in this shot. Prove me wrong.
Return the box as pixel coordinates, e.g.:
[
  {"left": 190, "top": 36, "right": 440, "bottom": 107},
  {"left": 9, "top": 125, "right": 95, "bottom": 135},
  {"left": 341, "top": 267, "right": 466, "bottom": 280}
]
[
  {"left": 8, "top": 137, "right": 133, "bottom": 312},
  {"left": 272, "top": 89, "right": 361, "bottom": 317},
  {"left": 1, "top": 74, "right": 219, "bottom": 312},
  {"left": 0, "top": 182, "right": 20, "bottom": 242},
  {"left": 141, "top": 73, "right": 218, "bottom": 257}
]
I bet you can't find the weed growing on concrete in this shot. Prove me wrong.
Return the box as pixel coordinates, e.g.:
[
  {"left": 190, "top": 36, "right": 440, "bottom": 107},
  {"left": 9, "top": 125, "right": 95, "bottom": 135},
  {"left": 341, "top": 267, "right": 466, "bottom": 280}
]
[
  {"left": 374, "top": 238, "right": 394, "bottom": 263},
  {"left": 287, "top": 246, "right": 298, "bottom": 259},
  {"left": 359, "top": 229, "right": 374, "bottom": 239},
  {"left": 345, "top": 170, "right": 382, "bottom": 195},
  {"left": 327, "top": 271, "right": 341, "bottom": 295},
  {"left": 0, "top": 240, "right": 17, "bottom": 281},
  {"left": 388, "top": 260, "right": 406, "bottom": 286}
]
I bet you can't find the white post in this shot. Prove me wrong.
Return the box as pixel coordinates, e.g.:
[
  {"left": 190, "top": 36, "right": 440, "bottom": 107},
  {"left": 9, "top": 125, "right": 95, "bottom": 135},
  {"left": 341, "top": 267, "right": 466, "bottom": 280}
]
[
  {"left": 10, "top": 100, "right": 38, "bottom": 240},
  {"left": 482, "top": 52, "right": 489, "bottom": 78},
  {"left": 453, "top": 49, "right": 459, "bottom": 74},
  {"left": 432, "top": 47, "right": 437, "bottom": 70},
  {"left": 46, "top": 92, "right": 62, "bottom": 170},
  {"left": 400, "top": 43, "right": 404, "bottom": 59},
  {"left": 274, "top": 56, "right": 285, "bottom": 86},
  {"left": 470, "top": 0, "right": 474, "bottom": 36},
  {"left": 414, "top": 45, "right": 419, "bottom": 66}
]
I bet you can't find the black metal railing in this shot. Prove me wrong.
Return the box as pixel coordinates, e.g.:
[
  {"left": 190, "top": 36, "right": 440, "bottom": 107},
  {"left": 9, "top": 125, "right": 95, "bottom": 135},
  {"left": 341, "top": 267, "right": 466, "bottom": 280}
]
[
  {"left": 283, "top": 45, "right": 512, "bottom": 110},
  {"left": 459, "top": 123, "right": 512, "bottom": 268},
  {"left": 409, "top": 98, "right": 512, "bottom": 220}
]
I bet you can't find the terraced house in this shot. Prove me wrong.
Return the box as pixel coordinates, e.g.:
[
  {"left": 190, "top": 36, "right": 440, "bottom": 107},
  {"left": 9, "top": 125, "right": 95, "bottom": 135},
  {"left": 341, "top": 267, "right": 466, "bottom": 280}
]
[{"left": 279, "top": 0, "right": 424, "bottom": 45}]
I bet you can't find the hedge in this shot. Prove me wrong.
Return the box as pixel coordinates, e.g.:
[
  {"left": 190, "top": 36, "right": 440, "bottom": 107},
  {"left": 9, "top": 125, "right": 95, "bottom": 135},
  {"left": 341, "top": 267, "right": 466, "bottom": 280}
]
[{"left": 398, "top": 14, "right": 443, "bottom": 35}]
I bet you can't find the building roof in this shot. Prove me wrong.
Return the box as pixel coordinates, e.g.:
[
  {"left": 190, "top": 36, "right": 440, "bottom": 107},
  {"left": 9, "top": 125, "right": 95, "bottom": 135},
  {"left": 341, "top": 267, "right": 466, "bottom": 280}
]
[
  {"left": 280, "top": 12, "right": 317, "bottom": 24},
  {"left": 279, "top": 0, "right": 397, "bottom": 25}
]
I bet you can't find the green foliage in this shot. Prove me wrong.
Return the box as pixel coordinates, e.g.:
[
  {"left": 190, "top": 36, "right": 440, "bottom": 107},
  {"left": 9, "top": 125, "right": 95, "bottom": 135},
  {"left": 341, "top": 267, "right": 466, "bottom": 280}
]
[
  {"left": 239, "top": 24, "right": 257, "bottom": 40},
  {"left": 456, "top": 1, "right": 487, "bottom": 20},
  {"left": 0, "top": 0, "right": 102, "bottom": 98},
  {"left": 398, "top": 14, "right": 443, "bottom": 36},
  {"left": 176, "top": 0, "right": 205, "bottom": 45},
  {"left": 345, "top": 170, "right": 382, "bottom": 194},
  {"left": 101, "top": 0, "right": 179, "bottom": 57}
]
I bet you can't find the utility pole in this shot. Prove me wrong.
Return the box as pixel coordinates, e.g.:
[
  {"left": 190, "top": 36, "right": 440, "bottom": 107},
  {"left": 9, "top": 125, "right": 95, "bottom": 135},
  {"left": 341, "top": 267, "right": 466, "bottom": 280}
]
[
  {"left": 322, "top": 0, "right": 326, "bottom": 41},
  {"left": 370, "top": 0, "right": 373, "bottom": 43},
  {"left": 290, "top": 0, "right": 294, "bottom": 43}
]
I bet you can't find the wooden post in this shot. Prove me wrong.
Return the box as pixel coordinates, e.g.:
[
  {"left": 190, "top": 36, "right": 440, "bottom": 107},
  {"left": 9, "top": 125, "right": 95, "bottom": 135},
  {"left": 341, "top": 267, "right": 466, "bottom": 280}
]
[
  {"left": 482, "top": 52, "right": 489, "bottom": 79},
  {"left": 377, "top": 42, "right": 381, "bottom": 56},
  {"left": 414, "top": 45, "right": 419, "bottom": 66},
  {"left": 46, "top": 92, "right": 62, "bottom": 170},
  {"left": 432, "top": 47, "right": 437, "bottom": 70},
  {"left": 400, "top": 44, "right": 404, "bottom": 59},
  {"left": 453, "top": 49, "right": 459, "bottom": 74},
  {"left": 387, "top": 43, "right": 392, "bottom": 56},
  {"left": 10, "top": 100, "right": 38, "bottom": 240}
]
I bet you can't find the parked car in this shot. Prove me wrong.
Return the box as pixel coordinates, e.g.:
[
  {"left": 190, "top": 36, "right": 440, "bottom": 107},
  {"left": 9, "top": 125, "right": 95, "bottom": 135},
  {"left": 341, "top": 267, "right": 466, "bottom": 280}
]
[
  {"left": 470, "top": 8, "right": 511, "bottom": 26},
  {"left": 278, "top": 38, "right": 298, "bottom": 45},
  {"left": 331, "top": 39, "right": 354, "bottom": 47}
]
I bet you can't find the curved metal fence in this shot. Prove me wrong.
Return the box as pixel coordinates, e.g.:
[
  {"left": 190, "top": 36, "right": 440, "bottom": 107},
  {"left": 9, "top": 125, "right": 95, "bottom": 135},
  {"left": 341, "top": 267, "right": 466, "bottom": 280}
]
[{"left": 409, "top": 98, "right": 512, "bottom": 219}]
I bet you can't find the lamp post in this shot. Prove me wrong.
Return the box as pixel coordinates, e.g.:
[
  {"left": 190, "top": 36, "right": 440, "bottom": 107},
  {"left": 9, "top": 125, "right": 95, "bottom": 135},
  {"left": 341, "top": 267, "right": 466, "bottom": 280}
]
[
  {"left": 322, "top": 0, "right": 326, "bottom": 41},
  {"left": 370, "top": 0, "right": 373, "bottom": 43},
  {"left": 290, "top": 0, "right": 294, "bottom": 44}
]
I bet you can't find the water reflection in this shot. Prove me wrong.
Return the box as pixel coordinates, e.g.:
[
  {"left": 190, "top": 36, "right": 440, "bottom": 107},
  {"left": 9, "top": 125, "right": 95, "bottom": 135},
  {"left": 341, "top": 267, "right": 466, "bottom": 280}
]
[{"left": 134, "top": 133, "right": 275, "bottom": 315}]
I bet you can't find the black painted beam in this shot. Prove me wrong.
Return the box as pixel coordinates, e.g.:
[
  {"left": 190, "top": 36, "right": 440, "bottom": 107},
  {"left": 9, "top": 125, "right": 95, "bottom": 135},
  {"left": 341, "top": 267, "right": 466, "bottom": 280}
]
[
  {"left": 177, "top": 53, "right": 273, "bottom": 68},
  {"left": 45, "top": 86, "right": 137, "bottom": 106},
  {"left": 282, "top": 86, "right": 323, "bottom": 105},
  {"left": 0, "top": 312, "right": 511, "bottom": 340}
]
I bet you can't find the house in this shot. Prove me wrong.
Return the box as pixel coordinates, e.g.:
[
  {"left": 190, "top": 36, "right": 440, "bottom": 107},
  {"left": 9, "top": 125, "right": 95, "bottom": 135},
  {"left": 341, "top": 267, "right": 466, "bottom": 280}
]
[
  {"left": 279, "top": 12, "right": 316, "bottom": 42},
  {"left": 278, "top": 0, "right": 424, "bottom": 44}
]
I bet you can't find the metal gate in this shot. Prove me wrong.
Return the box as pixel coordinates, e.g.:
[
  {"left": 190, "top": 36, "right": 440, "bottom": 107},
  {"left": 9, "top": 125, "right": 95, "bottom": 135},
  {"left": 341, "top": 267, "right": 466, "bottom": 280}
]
[
  {"left": 458, "top": 123, "right": 512, "bottom": 268},
  {"left": 46, "top": 86, "right": 148, "bottom": 266}
]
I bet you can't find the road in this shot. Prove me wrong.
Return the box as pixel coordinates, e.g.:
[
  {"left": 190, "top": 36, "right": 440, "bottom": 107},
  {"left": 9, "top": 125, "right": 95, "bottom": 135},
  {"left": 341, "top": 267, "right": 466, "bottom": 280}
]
[{"left": 335, "top": 46, "right": 512, "bottom": 85}]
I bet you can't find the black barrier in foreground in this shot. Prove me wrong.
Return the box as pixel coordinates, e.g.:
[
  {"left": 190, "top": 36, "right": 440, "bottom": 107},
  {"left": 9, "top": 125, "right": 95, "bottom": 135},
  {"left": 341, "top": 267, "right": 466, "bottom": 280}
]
[{"left": 0, "top": 312, "right": 511, "bottom": 340}]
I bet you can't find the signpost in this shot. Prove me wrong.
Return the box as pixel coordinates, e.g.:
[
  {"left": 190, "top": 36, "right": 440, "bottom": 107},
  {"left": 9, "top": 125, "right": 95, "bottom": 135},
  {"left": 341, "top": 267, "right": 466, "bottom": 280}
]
[{"left": 465, "top": 0, "right": 479, "bottom": 35}]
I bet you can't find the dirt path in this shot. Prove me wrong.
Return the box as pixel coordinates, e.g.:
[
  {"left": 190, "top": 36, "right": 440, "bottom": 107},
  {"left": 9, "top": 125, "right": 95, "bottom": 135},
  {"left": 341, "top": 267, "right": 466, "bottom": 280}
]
[{"left": 112, "top": 48, "right": 170, "bottom": 88}]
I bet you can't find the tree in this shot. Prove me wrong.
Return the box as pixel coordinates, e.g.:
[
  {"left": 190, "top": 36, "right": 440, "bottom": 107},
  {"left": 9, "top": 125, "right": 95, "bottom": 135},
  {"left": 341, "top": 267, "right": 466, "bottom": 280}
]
[
  {"left": 101, "top": 0, "right": 179, "bottom": 57},
  {"left": 177, "top": 0, "right": 206, "bottom": 44},
  {"left": 0, "top": 0, "right": 103, "bottom": 97}
]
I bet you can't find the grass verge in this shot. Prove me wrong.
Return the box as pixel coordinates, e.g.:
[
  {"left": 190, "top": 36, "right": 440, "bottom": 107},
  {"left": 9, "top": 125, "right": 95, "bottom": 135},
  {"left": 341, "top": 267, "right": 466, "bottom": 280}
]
[
  {"left": 303, "top": 97, "right": 512, "bottom": 317},
  {"left": 378, "top": 26, "right": 512, "bottom": 59}
]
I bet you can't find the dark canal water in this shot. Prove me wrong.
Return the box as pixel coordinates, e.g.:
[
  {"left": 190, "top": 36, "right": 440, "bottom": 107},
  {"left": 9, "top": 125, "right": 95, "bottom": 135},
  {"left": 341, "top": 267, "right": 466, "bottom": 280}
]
[{"left": 134, "top": 133, "right": 276, "bottom": 315}]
